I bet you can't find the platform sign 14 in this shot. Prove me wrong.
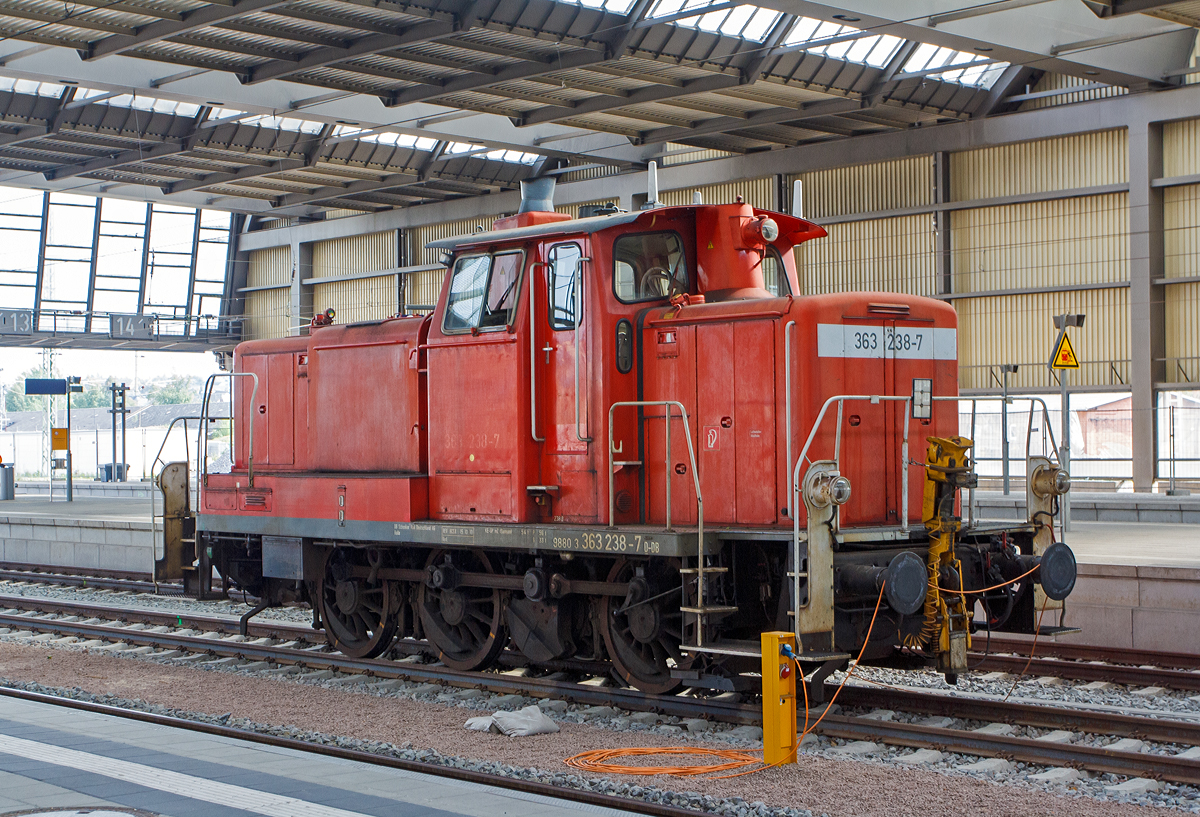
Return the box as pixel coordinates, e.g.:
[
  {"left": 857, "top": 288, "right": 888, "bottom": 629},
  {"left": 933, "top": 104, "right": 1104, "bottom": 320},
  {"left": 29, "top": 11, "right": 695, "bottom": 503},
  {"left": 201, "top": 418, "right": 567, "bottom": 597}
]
[
  {"left": 0, "top": 308, "right": 33, "bottom": 335},
  {"left": 110, "top": 313, "right": 155, "bottom": 340}
]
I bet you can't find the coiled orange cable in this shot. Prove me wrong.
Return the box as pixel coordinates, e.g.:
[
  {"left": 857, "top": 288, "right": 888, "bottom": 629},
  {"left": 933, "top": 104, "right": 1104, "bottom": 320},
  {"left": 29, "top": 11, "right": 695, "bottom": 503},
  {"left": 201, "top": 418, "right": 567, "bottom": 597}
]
[{"left": 563, "top": 582, "right": 888, "bottom": 779}]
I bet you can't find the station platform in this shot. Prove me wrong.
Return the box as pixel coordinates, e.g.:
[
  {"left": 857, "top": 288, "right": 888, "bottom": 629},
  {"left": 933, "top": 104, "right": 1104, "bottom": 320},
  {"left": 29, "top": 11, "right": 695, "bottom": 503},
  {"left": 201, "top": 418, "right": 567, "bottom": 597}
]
[
  {"left": 0, "top": 495, "right": 153, "bottom": 575},
  {"left": 0, "top": 692, "right": 629, "bottom": 817}
]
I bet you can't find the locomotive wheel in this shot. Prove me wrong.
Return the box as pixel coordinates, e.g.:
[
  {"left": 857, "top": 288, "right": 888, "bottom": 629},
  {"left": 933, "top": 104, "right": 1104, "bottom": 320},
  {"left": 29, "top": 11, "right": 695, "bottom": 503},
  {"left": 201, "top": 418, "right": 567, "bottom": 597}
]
[
  {"left": 599, "top": 558, "right": 687, "bottom": 694},
  {"left": 418, "top": 550, "right": 507, "bottom": 671},
  {"left": 319, "top": 549, "right": 399, "bottom": 659}
]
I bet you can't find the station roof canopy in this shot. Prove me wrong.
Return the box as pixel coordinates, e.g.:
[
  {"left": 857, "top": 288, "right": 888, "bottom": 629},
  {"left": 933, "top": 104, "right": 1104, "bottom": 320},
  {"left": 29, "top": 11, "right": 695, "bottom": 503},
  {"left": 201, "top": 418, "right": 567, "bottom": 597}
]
[{"left": 0, "top": 0, "right": 1190, "bottom": 217}]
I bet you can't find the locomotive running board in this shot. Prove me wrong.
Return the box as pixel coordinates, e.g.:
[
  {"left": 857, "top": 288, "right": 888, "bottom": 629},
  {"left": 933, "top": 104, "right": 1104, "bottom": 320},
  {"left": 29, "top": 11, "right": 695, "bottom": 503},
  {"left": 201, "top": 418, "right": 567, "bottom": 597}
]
[{"left": 197, "top": 513, "right": 721, "bottom": 559}]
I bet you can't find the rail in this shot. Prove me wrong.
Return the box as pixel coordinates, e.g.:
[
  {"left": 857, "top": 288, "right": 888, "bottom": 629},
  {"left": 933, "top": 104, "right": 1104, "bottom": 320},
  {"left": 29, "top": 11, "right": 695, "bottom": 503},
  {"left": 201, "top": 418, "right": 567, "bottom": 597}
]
[
  {"left": 200, "top": 372, "right": 257, "bottom": 490},
  {"left": 574, "top": 256, "right": 593, "bottom": 442},
  {"left": 148, "top": 415, "right": 202, "bottom": 569},
  {"left": 607, "top": 401, "right": 706, "bottom": 626}
]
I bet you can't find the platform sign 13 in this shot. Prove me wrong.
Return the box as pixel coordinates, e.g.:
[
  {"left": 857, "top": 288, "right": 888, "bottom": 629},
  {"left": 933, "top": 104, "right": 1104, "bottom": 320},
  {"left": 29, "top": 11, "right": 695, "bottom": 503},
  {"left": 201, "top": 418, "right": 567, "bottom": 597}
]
[
  {"left": 110, "top": 313, "right": 155, "bottom": 340},
  {"left": 0, "top": 308, "right": 33, "bottom": 335}
]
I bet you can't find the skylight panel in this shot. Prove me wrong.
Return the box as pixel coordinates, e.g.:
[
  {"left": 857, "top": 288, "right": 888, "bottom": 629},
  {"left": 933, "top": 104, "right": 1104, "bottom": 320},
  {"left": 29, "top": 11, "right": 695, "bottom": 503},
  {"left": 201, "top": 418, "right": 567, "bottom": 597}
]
[
  {"left": 649, "top": 0, "right": 781, "bottom": 41},
  {"left": 100, "top": 94, "right": 201, "bottom": 116},
  {"left": 573, "top": 0, "right": 637, "bottom": 13},
  {"left": 239, "top": 114, "right": 324, "bottom": 133},
  {"left": 902, "top": 43, "right": 1008, "bottom": 88},
  {"left": 0, "top": 77, "right": 66, "bottom": 97},
  {"left": 485, "top": 149, "right": 539, "bottom": 165},
  {"left": 783, "top": 17, "right": 903, "bottom": 68}
]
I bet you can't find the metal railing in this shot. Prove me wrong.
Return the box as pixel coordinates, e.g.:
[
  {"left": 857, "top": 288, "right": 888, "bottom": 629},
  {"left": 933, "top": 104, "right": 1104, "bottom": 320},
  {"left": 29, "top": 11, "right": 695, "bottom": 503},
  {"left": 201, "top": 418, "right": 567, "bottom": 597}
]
[
  {"left": 200, "top": 372, "right": 257, "bottom": 489},
  {"left": 607, "top": 400, "right": 707, "bottom": 613}
]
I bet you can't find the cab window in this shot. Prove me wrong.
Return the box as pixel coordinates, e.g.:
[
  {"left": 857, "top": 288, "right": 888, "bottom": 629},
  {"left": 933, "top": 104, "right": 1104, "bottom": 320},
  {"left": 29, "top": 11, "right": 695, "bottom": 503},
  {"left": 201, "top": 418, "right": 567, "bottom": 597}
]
[
  {"left": 548, "top": 243, "right": 582, "bottom": 330},
  {"left": 613, "top": 231, "right": 688, "bottom": 303},
  {"left": 442, "top": 251, "right": 523, "bottom": 333},
  {"left": 762, "top": 247, "right": 791, "bottom": 296}
]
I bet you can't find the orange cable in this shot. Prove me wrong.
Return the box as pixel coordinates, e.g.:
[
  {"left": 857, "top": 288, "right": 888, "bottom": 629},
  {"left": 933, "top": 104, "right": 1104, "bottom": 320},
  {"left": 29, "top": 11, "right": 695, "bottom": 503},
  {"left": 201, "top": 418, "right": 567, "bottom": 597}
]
[
  {"left": 936, "top": 564, "right": 1040, "bottom": 596},
  {"left": 561, "top": 584, "right": 889, "bottom": 781}
]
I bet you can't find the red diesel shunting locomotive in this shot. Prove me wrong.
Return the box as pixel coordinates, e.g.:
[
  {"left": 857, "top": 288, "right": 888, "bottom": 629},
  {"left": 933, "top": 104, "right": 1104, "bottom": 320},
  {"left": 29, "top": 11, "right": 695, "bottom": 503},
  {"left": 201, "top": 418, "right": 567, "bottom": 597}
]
[{"left": 169, "top": 173, "right": 1077, "bottom": 695}]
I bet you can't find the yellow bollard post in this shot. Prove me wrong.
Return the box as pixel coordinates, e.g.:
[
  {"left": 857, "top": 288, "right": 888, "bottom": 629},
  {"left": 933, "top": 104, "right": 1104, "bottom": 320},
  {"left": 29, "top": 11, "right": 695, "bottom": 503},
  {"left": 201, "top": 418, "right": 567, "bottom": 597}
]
[{"left": 760, "top": 631, "right": 798, "bottom": 766}]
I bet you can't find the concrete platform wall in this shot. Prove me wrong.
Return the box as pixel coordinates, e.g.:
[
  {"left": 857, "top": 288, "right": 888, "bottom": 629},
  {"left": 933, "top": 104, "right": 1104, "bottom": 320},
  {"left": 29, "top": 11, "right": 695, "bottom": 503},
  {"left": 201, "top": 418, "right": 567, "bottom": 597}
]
[
  {"left": 1055, "top": 563, "right": 1200, "bottom": 654},
  {"left": 0, "top": 515, "right": 152, "bottom": 574}
]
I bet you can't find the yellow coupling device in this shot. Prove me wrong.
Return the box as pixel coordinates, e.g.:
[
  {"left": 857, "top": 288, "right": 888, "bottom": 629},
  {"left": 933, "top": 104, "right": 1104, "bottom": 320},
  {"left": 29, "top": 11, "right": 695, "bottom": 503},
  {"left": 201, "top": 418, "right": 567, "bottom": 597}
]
[{"left": 916, "top": 436, "right": 978, "bottom": 682}]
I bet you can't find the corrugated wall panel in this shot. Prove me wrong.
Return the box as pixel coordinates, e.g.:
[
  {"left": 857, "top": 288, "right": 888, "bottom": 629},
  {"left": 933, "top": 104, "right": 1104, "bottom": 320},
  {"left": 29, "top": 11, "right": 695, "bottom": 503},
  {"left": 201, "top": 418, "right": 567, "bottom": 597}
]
[
  {"left": 957, "top": 288, "right": 1130, "bottom": 390},
  {"left": 1165, "top": 184, "right": 1200, "bottom": 278},
  {"left": 312, "top": 230, "right": 396, "bottom": 279},
  {"left": 951, "top": 193, "right": 1129, "bottom": 293},
  {"left": 1016, "top": 73, "right": 1127, "bottom": 111},
  {"left": 1166, "top": 281, "right": 1200, "bottom": 382},
  {"left": 788, "top": 156, "right": 935, "bottom": 219},
  {"left": 1165, "top": 119, "right": 1200, "bottom": 178},
  {"left": 244, "top": 288, "right": 291, "bottom": 340},
  {"left": 408, "top": 215, "right": 500, "bottom": 313},
  {"left": 950, "top": 130, "right": 1128, "bottom": 201},
  {"left": 658, "top": 177, "right": 775, "bottom": 209},
  {"left": 313, "top": 275, "right": 398, "bottom": 324},
  {"left": 795, "top": 214, "right": 937, "bottom": 297},
  {"left": 247, "top": 246, "right": 290, "bottom": 288},
  {"left": 1161, "top": 280, "right": 1200, "bottom": 381}
]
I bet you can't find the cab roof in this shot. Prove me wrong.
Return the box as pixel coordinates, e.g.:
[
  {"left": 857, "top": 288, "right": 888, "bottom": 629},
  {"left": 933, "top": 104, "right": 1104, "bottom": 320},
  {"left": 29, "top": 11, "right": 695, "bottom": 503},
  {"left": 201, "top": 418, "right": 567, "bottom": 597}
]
[{"left": 426, "top": 205, "right": 826, "bottom": 252}]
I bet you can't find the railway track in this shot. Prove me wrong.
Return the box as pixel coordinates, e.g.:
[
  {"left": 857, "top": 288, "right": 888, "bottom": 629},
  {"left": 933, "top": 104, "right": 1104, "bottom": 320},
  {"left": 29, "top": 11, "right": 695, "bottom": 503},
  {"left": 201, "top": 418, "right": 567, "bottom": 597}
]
[
  {"left": 0, "top": 563, "right": 182, "bottom": 595},
  {"left": 2, "top": 595, "right": 1200, "bottom": 786}
]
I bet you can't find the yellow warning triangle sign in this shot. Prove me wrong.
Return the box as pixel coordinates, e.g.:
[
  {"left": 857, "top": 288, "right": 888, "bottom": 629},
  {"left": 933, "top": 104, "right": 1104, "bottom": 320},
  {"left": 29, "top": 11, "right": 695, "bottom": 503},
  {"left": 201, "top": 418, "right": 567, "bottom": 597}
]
[{"left": 1051, "top": 332, "right": 1080, "bottom": 369}]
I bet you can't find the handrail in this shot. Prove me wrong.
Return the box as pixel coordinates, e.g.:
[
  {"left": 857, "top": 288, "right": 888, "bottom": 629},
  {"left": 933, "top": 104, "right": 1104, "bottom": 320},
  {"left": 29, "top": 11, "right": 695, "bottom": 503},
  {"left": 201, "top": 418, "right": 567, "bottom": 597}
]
[
  {"left": 148, "top": 415, "right": 202, "bottom": 575},
  {"left": 791, "top": 394, "right": 911, "bottom": 644},
  {"left": 574, "top": 257, "right": 593, "bottom": 442},
  {"left": 784, "top": 320, "right": 795, "bottom": 519},
  {"left": 529, "top": 260, "right": 547, "bottom": 443},
  {"left": 200, "top": 372, "right": 257, "bottom": 490},
  {"left": 608, "top": 399, "right": 705, "bottom": 633}
]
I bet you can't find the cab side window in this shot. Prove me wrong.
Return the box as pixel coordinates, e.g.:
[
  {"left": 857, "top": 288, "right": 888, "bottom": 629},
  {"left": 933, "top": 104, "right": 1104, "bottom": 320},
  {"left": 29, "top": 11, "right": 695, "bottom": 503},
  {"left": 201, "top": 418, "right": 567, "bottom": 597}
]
[
  {"left": 762, "top": 247, "right": 791, "bottom": 296},
  {"left": 548, "top": 243, "right": 582, "bottom": 330},
  {"left": 612, "top": 231, "right": 688, "bottom": 303},
  {"left": 443, "top": 251, "right": 524, "bottom": 333}
]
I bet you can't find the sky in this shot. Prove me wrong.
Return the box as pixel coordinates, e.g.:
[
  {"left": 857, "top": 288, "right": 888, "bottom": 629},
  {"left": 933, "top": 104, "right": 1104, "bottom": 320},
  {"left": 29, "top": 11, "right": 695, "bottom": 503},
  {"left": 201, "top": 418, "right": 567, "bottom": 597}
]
[{"left": 0, "top": 347, "right": 220, "bottom": 396}]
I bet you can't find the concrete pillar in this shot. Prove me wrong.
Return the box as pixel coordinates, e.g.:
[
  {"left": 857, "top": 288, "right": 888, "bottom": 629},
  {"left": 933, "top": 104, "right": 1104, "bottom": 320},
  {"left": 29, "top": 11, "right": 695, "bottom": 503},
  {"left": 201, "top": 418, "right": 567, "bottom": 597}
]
[{"left": 1128, "top": 122, "right": 1165, "bottom": 492}]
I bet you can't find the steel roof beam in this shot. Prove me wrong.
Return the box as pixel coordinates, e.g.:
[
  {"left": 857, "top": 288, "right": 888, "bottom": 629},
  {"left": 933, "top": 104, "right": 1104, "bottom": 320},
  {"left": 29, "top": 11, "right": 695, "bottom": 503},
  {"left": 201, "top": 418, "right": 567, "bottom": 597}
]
[
  {"left": 245, "top": 19, "right": 460, "bottom": 85},
  {"left": 516, "top": 73, "right": 743, "bottom": 127},
  {"left": 270, "top": 171, "right": 423, "bottom": 213},
  {"left": 86, "top": 0, "right": 293, "bottom": 60},
  {"left": 633, "top": 96, "right": 869, "bottom": 145}
]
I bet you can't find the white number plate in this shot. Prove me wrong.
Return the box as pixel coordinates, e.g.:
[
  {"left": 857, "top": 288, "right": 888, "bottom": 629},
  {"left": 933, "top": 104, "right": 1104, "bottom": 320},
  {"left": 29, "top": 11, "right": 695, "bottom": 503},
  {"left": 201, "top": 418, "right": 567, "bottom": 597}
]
[{"left": 817, "top": 324, "right": 956, "bottom": 360}]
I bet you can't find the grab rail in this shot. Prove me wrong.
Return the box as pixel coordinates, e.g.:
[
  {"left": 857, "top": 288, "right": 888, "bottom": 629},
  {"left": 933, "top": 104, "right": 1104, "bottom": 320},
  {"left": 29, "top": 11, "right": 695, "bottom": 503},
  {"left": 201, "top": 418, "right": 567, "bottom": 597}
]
[
  {"left": 200, "top": 372, "right": 257, "bottom": 490},
  {"left": 574, "top": 257, "right": 593, "bottom": 442},
  {"left": 608, "top": 399, "right": 706, "bottom": 628}
]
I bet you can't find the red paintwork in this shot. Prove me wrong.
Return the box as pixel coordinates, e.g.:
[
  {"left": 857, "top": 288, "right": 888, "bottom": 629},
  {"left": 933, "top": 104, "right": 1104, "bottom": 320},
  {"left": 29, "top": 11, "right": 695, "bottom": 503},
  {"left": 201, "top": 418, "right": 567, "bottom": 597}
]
[{"left": 205, "top": 202, "right": 957, "bottom": 535}]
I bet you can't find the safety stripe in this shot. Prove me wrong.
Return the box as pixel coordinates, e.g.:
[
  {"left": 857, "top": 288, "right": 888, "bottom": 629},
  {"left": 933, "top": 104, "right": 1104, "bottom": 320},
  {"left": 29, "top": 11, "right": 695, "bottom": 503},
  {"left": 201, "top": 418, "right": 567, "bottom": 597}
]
[{"left": 0, "top": 733, "right": 374, "bottom": 817}]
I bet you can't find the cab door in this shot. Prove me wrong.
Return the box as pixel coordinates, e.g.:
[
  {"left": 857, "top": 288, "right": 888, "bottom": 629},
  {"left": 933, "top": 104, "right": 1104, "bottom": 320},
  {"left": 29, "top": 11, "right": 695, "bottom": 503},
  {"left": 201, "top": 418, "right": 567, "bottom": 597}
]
[
  {"left": 534, "top": 239, "right": 596, "bottom": 522},
  {"left": 427, "top": 249, "right": 531, "bottom": 521}
]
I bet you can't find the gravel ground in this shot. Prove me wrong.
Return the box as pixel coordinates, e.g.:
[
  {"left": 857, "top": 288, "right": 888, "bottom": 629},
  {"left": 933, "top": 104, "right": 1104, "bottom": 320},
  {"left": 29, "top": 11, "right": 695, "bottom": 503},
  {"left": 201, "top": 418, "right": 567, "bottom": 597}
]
[{"left": 0, "top": 638, "right": 1195, "bottom": 817}]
